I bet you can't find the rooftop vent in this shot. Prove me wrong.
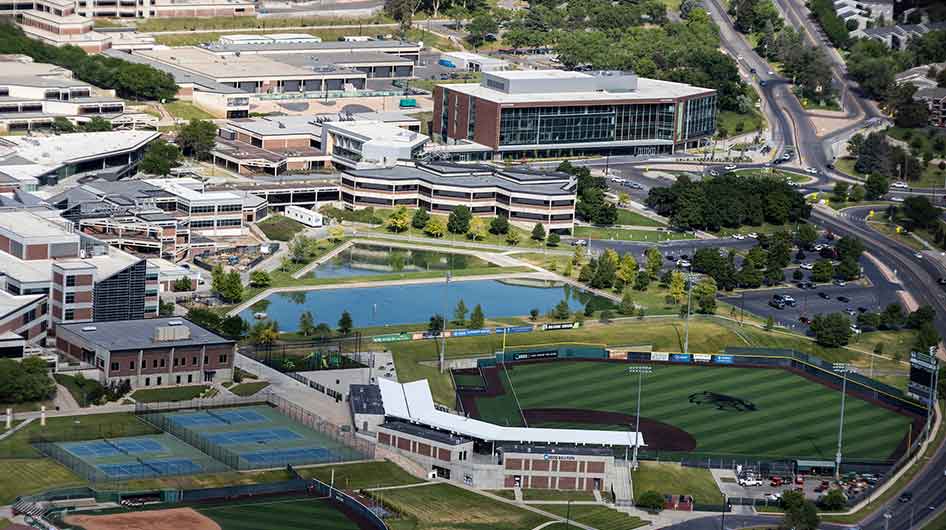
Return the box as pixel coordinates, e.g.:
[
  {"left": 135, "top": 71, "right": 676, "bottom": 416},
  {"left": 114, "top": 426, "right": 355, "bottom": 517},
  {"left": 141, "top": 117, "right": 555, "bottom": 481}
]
[
  {"left": 154, "top": 325, "right": 191, "bottom": 342},
  {"left": 167, "top": 320, "right": 183, "bottom": 326},
  {"left": 81, "top": 326, "right": 97, "bottom": 332}
]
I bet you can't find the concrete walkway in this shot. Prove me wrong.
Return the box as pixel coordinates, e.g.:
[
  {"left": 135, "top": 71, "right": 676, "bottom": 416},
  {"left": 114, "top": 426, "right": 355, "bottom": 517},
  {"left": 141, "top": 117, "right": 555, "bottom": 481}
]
[
  {"left": 53, "top": 383, "right": 80, "bottom": 412},
  {"left": 292, "top": 240, "right": 354, "bottom": 278}
]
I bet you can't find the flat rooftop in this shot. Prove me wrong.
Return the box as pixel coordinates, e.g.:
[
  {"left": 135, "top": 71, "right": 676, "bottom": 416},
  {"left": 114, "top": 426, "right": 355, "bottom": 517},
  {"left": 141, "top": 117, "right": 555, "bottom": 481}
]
[
  {"left": 324, "top": 120, "right": 427, "bottom": 147},
  {"left": 0, "top": 210, "right": 75, "bottom": 238},
  {"left": 104, "top": 49, "right": 245, "bottom": 95},
  {"left": 345, "top": 163, "right": 575, "bottom": 196},
  {"left": 0, "top": 289, "right": 43, "bottom": 319},
  {"left": 136, "top": 47, "right": 357, "bottom": 80},
  {"left": 202, "top": 39, "right": 421, "bottom": 55},
  {"left": 58, "top": 317, "right": 233, "bottom": 352},
  {"left": 226, "top": 115, "right": 322, "bottom": 137},
  {"left": 271, "top": 51, "right": 414, "bottom": 67},
  {"left": 442, "top": 75, "right": 714, "bottom": 103},
  {"left": 0, "top": 76, "right": 89, "bottom": 89},
  {"left": 0, "top": 62, "right": 70, "bottom": 78},
  {"left": 350, "top": 383, "right": 384, "bottom": 415},
  {"left": 1, "top": 131, "right": 159, "bottom": 168}
]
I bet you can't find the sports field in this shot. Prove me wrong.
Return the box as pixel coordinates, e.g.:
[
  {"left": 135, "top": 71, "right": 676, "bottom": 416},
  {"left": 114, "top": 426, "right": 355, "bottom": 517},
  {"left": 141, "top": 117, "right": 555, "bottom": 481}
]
[{"left": 464, "top": 362, "right": 916, "bottom": 461}]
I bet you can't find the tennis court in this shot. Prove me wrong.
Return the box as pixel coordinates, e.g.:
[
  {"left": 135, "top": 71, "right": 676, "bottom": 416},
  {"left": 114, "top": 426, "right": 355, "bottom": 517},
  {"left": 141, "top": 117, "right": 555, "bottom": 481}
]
[
  {"left": 160, "top": 405, "right": 366, "bottom": 469},
  {"left": 53, "top": 433, "right": 230, "bottom": 482}
]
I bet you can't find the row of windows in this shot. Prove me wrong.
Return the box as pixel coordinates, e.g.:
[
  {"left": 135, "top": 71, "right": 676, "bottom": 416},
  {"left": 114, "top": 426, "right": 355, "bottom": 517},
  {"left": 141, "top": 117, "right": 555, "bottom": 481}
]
[
  {"left": 110, "top": 354, "right": 228, "bottom": 371},
  {"left": 344, "top": 179, "right": 572, "bottom": 207}
]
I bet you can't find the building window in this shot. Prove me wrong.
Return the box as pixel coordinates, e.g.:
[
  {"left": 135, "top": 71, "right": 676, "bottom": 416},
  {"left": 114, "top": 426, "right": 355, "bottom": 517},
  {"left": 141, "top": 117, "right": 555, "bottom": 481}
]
[
  {"left": 176, "top": 375, "right": 181, "bottom": 384},
  {"left": 130, "top": 361, "right": 136, "bottom": 370},
  {"left": 145, "top": 377, "right": 150, "bottom": 386},
  {"left": 110, "top": 362, "right": 118, "bottom": 371},
  {"left": 192, "top": 356, "right": 198, "bottom": 365},
  {"left": 173, "top": 358, "right": 179, "bottom": 366},
  {"left": 159, "top": 359, "right": 165, "bottom": 368},
  {"left": 204, "top": 356, "right": 209, "bottom": 364},
  {"left": 66, "top": 276, "right": 76, "bottom": 287},
  {"left": 64, "top": 309, "right": 75, "bottom": 321},
  {"left": 219, "top": 354, "right": 228, "bottom": 364},
  {"left": 187, "top": 374, "right": 193, "bottom": 383},
  {"left": 65, "top": 292, "right": 75, "bottom": 304},
  {"left": 157, "top": 376, "right": 162, "bottom": 385},
  {"left": 152, "top": 359, "right": 158, "bottom": 368}
]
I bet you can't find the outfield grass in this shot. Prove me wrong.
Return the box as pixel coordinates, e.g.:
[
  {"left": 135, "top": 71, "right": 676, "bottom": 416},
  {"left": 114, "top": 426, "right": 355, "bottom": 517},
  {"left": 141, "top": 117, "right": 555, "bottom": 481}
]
[
  {"left": 257, "top": 215, "right": 307, "bottom": 242},
  {"left": 472, "top": 361, "right": 912, "bottom": 461},
  {"left": 0, "top": 459, "right": 84, "bottom": 504},
  {"left": 615, "top": 209, "right": 665, "bottom": 227},
  {"left": 198, "top": 497, "right": 361, "bottom": 530},
  {"left": 228, "top": 381, "right": 270, "bottom": 397},
  {"left": 632, "top": 462, "right": 723, "bottom": 504},
  {"left": 573, "top": 226, "right": 694, "bottom": 242},
  {"left": 536, "top": 504, "right": 648, "bottom": 530},
  {"left": 130, "top": 385, "right": 209, "bottom": 403},
  {"left": 376, "top": 483, "right": 549, "bottom": 530},
  {"left": 296, "top": 461, "right": 423, "bottom": 490},
  {"left": 522, "top": 489, "right": 596, "bottom": 501}
]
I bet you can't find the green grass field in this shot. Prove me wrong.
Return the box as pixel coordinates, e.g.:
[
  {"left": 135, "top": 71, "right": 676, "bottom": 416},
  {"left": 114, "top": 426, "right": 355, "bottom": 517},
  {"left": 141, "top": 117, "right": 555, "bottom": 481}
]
[
  {"left": 228, "top": 381, "right": 270, "bottom": 397},
  {"left": 376, "top": 483, "right": 549, "bottom": 530},
  {"left": 198, "top": 497, "right": 362, "bottom": 530},
  {"left": 536, "top": 504, "right": 648, "bottom": 530},
  {"left": 296, "top": 461, "right": 423, "bottom": 490},
  {"left": 0, "top": 459, "right": 84, "bottom": 504},
  {"left": 615, "top": 209, "right": 665, "bottom": 227},
  {"left": 257, "top": 215, "right": 307, "bottom": 241},
  {"left": 573, "top": 226, "right": 694, "bottom": 242},
  {"left": 631, "top": 462, "right": 723, "bottom": 503},
  {"left": 131, "top": 385, "right": 209, "bottom": 403},
  {"left": 470, "top": 362, "right": 912, "bottom": 461}
]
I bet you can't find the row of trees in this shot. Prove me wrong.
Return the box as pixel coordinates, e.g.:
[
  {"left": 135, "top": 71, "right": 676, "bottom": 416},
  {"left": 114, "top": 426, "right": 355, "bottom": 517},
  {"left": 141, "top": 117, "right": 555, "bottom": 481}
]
[
  {"left": 211, "top": 264, "right": 244, "bottom": 304},
  {"left": 759, "top": 26, "right": 835, "bottom": 102},
  {"left": 813, "top": 303, "right": 938, "bottom": 349},
  {"left": 139, "top": 119, "right": 219, "bottom": 176},
  {"left": 846, "top": 30, "right": 946, "bottom": 106},
  {"left": 557, "top": 161, "right": 618, "bottom": 226},
  {"left": 645, "top": 174, "right": 810, "bottom": 231},
  {"left": 0, "top": 23, "right": 177, "bottom": 101},
  {"left": 849, "top": 133, "right": 925, "bottom": 184},
  {"left": 385, "top": 205, "right": 559, "bottom": 246},
  {"left": 0, "top": 357, "right": 56, "bottom": 404},
  {"left": 809, "top": 0, "right": 851, "bottom": 48}
]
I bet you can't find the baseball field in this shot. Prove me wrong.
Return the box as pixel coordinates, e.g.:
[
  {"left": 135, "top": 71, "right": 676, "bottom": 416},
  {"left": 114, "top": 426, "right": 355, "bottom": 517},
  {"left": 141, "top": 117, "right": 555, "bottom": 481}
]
[{"left": 459, "top": 361, "right": 918, "bottom": 461}]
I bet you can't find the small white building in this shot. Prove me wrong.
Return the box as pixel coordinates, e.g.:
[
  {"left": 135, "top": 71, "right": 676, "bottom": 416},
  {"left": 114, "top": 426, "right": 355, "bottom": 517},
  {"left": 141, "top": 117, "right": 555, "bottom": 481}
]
[
  {"left": 285, "top": 205, "right": 323, "bottom": 228},
  {"left": 321, "top": 120, "right": 428, "bottom": 170},
  {"left": 441, "top": 52, "right": 509, "bottom": 72}
]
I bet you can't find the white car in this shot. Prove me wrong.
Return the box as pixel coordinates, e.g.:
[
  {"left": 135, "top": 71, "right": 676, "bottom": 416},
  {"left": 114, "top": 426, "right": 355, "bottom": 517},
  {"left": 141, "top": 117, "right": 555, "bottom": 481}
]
[
  {"left": 767, "top": 70, "right": 775, "bottom": 75},
  {"left": 915, "top": 252, "right": 923, "bottom": 259},
  {"left": 892, "top": 181, "right": 909, "bottom": 189},
  {"left": 813, "top": 244, "right": 824, "bottom": 251},
  {"left": 800, "top": 263, "right": 814, "bottom": 270},
  {"left": 732, "top": 233, "right": 747, "bottom": 240},
  {"left": 739, "top": 477, "right": 763, "bottom": 487},
  {"left": 764, "top": 493, "right": 781, "bottom": 502},
  {"left": 805, "top": 167, "right": 818, "bottom": 174},
  {"left": 676, "top": 259, "right": 691, "bottom": 268},
  {"left": 725, "top": 164, "right": 738, "bottom": 171},
  {"left": 747, "top": 232, "right": 759, "bottom": 239}
]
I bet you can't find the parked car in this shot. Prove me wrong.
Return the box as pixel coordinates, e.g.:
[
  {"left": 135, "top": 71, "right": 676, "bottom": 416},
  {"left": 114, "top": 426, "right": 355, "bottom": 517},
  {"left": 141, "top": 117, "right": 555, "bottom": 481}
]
[
  {"left": 676, "top": 259, "right": 691, "bottom": 268},
  {"left": 747, "top": 232, "right": 759, "bottom": 238},
  {"left": 891, "top": 181, "right": 909, "bottom": 189},
  {"left": 899, "top": 492, "right": 913, "bottom": 503},
  {"left": 833, "top": 279, "right": 846, "bottom": 286},
  {"left": 571, "top": 239, "right": 587, "bottom": 246},
  {"left": 818, "top": 292, "right": 830, "bottom": 299},
  {"left": 732, "top": 234, "right": 747, "bottom": 240},
  {"left": 837, "top": 296, "right": 851, "bottom": 303},
  {"left": 800, "top": 263, "right": 814, "bottom": 270},
  {"left": 724, "top": 164, "right": 737, "bottom": 171},
  {"left": 805, "top": 167, "right": 818, "bottom": 174}
]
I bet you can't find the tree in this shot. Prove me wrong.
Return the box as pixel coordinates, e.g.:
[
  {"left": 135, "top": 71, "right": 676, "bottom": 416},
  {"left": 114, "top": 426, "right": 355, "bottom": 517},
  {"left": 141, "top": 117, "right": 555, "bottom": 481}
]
[
  {"left": 531, "top": 223, "right": 546, "bottom": 241},
  {"left": 894, "top": 100, "right": 930, "bottom": 129},
  {"left": 327, "top": 225, "right": 344, "bottom": 243},
  {"left": 669, "top": 271, "right": 686, "bottom": 303},
  {"left": 428, "top": 314, "right": 445, "bottom": 334},
  {"left": 338, "top": 310, "right": 353, "bottom": 335},
  {"left": 173, "top": 277, "right": 193, "bottom": 292},
  {"left": 453, "top": 299, "right": 468, "bottom": 326},
  {"left": 635, "top": 490, "right": 665, "bottom": 511},
  {"left": 220, "top": 270, "right": 243, "bottom": 303},
  {"left": 467, "top": 217, "right": 488, "bottom": 241},
  {"left": 833, "top": 181, "right": 849, "bottom": 202},
  {"left": 467, "top": 11, "right": 499, "bottom": 47},
  {"left": 506, "top": 230, "right": 521, "bottom": 246},
  {"left": 553, "top": 300, "right": 571, "bottom": 320},
  {"left": 847, "top": 133, "right": 865, "bottom": 158},
  {"left": 591, "top": 249, "right": 619, "bottom": 289},
  {"left": 385, "top": 0, "right": 420, "bottom": 35},
  {"left": 298, "top": 311, "right": 316, "bottom": 337},
  {"left": 529, "top": 308, "right": 540, "bottom": 321},
  {"left": 447, "top": 205, "right": 472, "bottom": 234},
  {"left": 547, "top": 233, "right": 560, "bottom": 247},
  {"left": 819, "top": 489, "right": 846, "bottom": 511},
  {"left": 617, "top": 192, "right": 630, "bottom": 206},
  {"left": 634, "top": 273, "right": 651, "bottom": 291},
  {"left": 489, "top": 215, "right": 509, "bottom": 235},
  {"left": 796, "top": 224, "right": 818, "bottom": 249},
  {"left": 177, "top": 119, "right": 217, "bottom": 160},
  {"left": 881, "top": 303, "right": 906, "bottom": 329},
  {"left": 424, "top": 217, "right": 447, "bottom": 238},
  {"left": 412, "top": 208, "right": 429, "bottom": 230},
  {"left": 694, "top": 276, "right": 718, "bottom": 314},
  {"left": 865, "top": 173, "right": 889, "bottom": 200},
  {"left": 139, "top": 139, "right": 181, "bottom": 176},
  {"left": 81, "top": 116, "right": 112, "bottom": 132},
  {"left": 781, "top": 489, "right": 820, "bottom": 530},
  {"left": 289, "top": 235, "right": 311, "bottom": 262},
  {"left": 811, "top": 259, "right": 834, "bottom": 282},
  {"left": 617, "top": 254, "right": 639, "bottom": 288},
  {"left": 385, "top": 206, "right": 411, "bottom": 233},
  {"left": 619, "top": 289, "right": 635, "bottom": 315},
  {"left": 248, "top": 320, "right": 279, "bottom": 347},
  {"left": 810, "top": 313, "right": 852, "bottom": 347},
  {"left": 249, "top": 270, "right": 271, "bottom": 288},
  {"left": 470, "top": 304, "right": 485, "bottom": 329},
  {"left": 52, "top": 116, "right": 76, "bottom": 133},
  {"left": 902, "top": 196, "right": 940, "bottom": 229},
  {"left": 645, "top": 247, "right": 663, "bottom": 278}
]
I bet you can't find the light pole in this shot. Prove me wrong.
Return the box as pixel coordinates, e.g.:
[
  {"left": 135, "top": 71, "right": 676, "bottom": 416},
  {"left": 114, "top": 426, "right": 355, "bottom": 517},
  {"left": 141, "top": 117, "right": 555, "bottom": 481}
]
[
  {"left": 884, "top": 511, "right": 892, "bottom": 530},
  {"left": 832, "top": 362, "right": 854, "bottom": 480},
  {"left": 626, "top": 365, "right": 652, "bottom": 470},
  {"left": 683, "top": 264, "right": 694, "bottom": 355},
  {"left": 439, "top": 271, "right": 451, "bottom": 373}
]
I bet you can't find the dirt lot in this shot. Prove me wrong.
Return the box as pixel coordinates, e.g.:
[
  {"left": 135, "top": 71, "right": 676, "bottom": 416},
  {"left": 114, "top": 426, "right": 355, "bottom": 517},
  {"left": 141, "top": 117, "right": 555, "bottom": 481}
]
[{"left": 65, "top": 508, "right": 221, "bottom": 530}]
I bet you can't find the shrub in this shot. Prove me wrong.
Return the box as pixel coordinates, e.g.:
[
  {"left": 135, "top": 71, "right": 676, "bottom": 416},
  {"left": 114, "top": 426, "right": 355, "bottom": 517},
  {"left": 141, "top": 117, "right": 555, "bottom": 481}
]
[{"left": 636, "top": 490, "right": 665, "bottom": 511}]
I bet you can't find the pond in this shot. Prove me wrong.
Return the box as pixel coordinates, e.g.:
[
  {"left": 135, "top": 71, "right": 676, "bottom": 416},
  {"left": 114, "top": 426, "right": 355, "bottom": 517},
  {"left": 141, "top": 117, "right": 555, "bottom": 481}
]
[
  {"left": 310, "top": 243, "right": 497, "bottom": 279},
  {"left": 242, "top": 278, "right": 614, "bottom": 331}
]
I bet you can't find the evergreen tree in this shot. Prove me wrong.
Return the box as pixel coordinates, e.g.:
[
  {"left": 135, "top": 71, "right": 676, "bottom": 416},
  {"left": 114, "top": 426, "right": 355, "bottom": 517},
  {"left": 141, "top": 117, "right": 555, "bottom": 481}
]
[
  {"left": 453, "top": 299, "right": 468, "bottom": 326},
  {"left": 411, "top": 208, "right": 429, "bottom": 229},
  {"left": 531, "top": 223, "right": 546, "bottom": 241},
  {"left": 470, "top": 304, "right": 485, "bottom": 329},
  {"left": 619, "top": 290, "right": 635, "bottom": 315},
  {"left": 338, "top": 311, "right": 353, "bottom": 334}
]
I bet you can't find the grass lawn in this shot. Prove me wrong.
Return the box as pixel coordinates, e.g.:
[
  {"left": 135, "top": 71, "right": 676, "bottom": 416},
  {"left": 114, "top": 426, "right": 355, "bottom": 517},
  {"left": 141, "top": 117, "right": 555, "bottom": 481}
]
[
  {"left": 573, "top": 226, "right": 694, "bottom": 242},
  {"left": 0, "top": 412, "right": 158, "bottom": 458},
  {"left": 796, "top": 93, "right": 841, "bottom": 111},
  {"left": 165, "top": 101, "right": 215, "bottom": 120},
  {"left": 103, "top": 469, "right": 296, "bottom": 492},
  {"left": 130, "top": 385, "right": 209, "bottom": 403},
  {"left": 632, "top": 462, "right": 724, "bottom": 504},
  {"left": 921, "top": 507, "right": 946, "bottom": 530},
  {"left": 0, "top": 398, "right": 54, "bottom": 414},
  {"left": 374, "top": 483, "right": 549, "bottom": 530},
  {"left": 834, "top": 157, "right": 864, "bottom": 179},
  {"left": 228, "top": 381, "right": 270, "bottom": 397},
  {"left": 712, "top": 222, "right": 795, "bottom": 238},
  {"left": 257, "top": 215, "right": 307, "bottom": 241},
  {"left": 486, "top": 489, "right": 517, "bottom": 500},
  {"left": 867, "top": 221, "right": 926, "bottom": 251},
  {"left": 615, "top": 209, "right": 665, "bottom": 227},
  {"left": 718, "top": 110, "right": 764, "bottom": 138},
  {"left": 522, "top": 489, "right": 596, "bottom": 501},
  {"left": 536, "top": 504, "right": 648, "bottom": 530},
  {"left": 471, "top": 360, "right": 912, "bottom": 461},
  {"left": 296, "top": 461, "right": 423, "bottom": 490},
  {"left": 0, "top": 459, "right": 84, "bottom": 504},
  {"left": 198, "top": 496, "right": 362, "bottom": 530}
]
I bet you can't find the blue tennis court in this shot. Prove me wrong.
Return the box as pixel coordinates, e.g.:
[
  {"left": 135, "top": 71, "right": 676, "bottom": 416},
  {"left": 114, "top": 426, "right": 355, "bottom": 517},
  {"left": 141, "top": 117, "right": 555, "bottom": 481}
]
[
  {"left": 169, "top": 409, "right": 267, "bottom": 427},
  {"left": 97, "top": 458, "right": 201, "bottom": 479},
  {"left": 206, "top": 428, "right": 302, "bottom": 445},
  {"left": 64, "top": 438, "right": 164, "bottom": 458},
  {"left": 242, "top": 447, "right": 332, "bottom": 466}
]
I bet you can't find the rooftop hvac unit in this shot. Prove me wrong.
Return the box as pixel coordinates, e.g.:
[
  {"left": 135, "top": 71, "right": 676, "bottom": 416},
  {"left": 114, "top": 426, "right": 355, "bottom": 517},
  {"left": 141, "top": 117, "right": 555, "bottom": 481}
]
[
  {"left": 81, "top": 326, "right": 97, "bottom": 332},
  {"left": 167, "top": 320, "right": 183, "bottom": 326},
  {"left": 154, "top": 325, "right": 191, "bottom": 342}
]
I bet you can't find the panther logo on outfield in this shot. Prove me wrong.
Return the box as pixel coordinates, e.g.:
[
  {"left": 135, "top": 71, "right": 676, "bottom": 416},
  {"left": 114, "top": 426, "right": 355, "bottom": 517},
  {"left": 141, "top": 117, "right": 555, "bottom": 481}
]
[{"left": 688, "top": 391, "right": 757, "bottom": 412}]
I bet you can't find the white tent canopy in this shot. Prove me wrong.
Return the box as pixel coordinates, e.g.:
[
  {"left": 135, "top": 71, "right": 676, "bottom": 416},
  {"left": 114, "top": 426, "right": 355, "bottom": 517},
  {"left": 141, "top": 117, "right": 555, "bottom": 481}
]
[{"left": 378, "top": 378, "right": 644, "bottom": 447}]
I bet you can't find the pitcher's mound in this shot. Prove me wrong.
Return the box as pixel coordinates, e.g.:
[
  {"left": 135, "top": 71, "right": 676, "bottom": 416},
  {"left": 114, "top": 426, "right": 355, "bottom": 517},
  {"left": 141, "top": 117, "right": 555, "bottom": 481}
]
[{"left": 65, "top": 507, "right": 220, "bottom": 530}]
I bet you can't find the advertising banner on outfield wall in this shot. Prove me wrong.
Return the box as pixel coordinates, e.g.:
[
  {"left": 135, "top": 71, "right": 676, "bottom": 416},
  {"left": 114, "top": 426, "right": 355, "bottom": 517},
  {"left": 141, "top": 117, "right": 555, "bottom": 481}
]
[
  {"left": 452, "top": 328, "right": 491, "bottom": 338},
  {"left": 372, "top": 333, "right": 412, "bottom": 343},
  {"left": 714, "top": 355, "right": 735, "bottom": 364},
  {"left": 651, "top": 352, "right": 670, "bottom": 361},
  {"left": 693, "top": 354, "right": 712, "bottom": 362},
  {"left": 544, "top": 322, "right": 579, "bottom": 331},
  {"left": 670, "top": 354, "right": 692, "bottom": 363},
  {"left": 496, "top": 326, "right": 534, "bottom": 334}
]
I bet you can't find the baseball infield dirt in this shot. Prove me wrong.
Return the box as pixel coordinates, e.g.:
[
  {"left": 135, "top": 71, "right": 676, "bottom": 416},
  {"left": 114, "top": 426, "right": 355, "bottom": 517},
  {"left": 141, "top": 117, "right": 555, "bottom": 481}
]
[
  {"left": 65, "top": 508, "right": 220, "bottom": 530},
  {"left": 522, "top": 408, "right": 698, "bottom": 452}
]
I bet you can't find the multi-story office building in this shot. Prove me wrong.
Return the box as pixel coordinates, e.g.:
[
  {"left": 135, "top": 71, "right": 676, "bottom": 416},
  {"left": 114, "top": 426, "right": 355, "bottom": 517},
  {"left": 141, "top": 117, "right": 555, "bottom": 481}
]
[
  {"left": 914, "top": 87, "right": 946, "bottom": 128},
  {"left": 55, "top": 317, "right": 235, "bottom": 389},
  {"left": 433, "top": 70, "right": 717, "bottom": 159},
  {"left": 0, "top": 210, "right": 157, "bottom": 343},
  {"left": 339, "top": 161, "right": 577, "bottom": 231}
]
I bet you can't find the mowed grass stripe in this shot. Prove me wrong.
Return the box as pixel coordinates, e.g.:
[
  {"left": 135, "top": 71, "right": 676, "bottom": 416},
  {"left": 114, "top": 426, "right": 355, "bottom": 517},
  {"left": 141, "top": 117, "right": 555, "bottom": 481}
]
[
  {"left": 475, "top": 362, "right": 912, "bottom": 460},
  {"left": 199, "top": 498, "right": 360, "bottom": 530}
]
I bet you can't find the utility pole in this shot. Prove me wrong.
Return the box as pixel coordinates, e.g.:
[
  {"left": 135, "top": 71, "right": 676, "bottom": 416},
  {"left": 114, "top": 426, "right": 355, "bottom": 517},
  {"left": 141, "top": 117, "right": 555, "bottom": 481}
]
[
  {"left": 683, "top": 263, "right": 694, "bottom": 355},
  {"left": 832, "top": 363, "right": 853, "bottom": 480},
  {"left": 626, "top": 365, "right": 652, "bottom": 470},
  {"left": 720, "top": 493, "right": 728, "bottom": 530},
  {"left": 439, "top": 271, "right": 451, "bottom": 373}
]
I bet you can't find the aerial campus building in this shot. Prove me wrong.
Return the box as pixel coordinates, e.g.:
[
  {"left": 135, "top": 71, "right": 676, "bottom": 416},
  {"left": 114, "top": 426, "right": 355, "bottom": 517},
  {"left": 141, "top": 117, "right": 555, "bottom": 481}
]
[
  {"left": 433, "top": 70, "right": 717, "bottom": 159},
  {"left": 352, "top": 378, "right": 639, "bottom": 497}
]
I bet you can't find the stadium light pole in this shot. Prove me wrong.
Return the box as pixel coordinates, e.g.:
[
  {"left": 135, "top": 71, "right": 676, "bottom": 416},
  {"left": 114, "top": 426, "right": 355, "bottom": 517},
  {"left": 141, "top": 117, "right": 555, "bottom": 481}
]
[
  {"left": 683, "top": 264, "right": 693, "bottom": 355},
  {"left": 832, "top": 362, "right": 854, "bottom": 480},
  {"left": 626, "top": 365, "right": 652, "bottom": 471},
  {"left": 439, "top": 271, "right": 451, "bottom": 374}
]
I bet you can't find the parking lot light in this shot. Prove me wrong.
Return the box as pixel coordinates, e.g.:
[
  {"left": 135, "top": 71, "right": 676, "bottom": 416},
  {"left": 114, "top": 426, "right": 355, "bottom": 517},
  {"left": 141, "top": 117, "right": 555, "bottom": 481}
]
[{"left": 832, "top": 363, "right": 854, "bottom": 480}]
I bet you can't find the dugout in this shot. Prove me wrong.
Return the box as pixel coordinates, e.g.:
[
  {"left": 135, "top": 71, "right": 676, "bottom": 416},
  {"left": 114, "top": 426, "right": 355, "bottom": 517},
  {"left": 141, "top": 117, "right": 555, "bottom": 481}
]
[{"left": 796, "top": 459, "right": 835, "bottom": 476}]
